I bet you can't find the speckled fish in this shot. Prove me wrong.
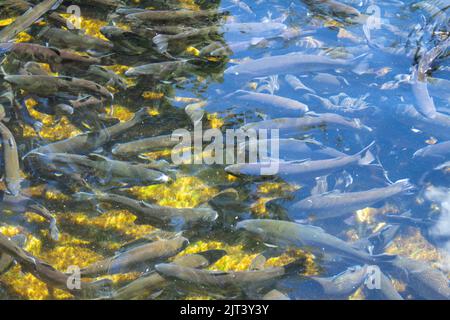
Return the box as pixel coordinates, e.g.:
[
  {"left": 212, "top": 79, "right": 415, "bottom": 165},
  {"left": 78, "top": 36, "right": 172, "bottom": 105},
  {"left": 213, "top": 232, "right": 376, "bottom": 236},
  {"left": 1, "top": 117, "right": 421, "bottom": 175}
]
[
  {"left": 413, "top": 141, "right": 450, "bottom": 159},
  {"left": 236, "top": 219, "right": 394, "bottom": 264},
  {"left": 241, "top": 112, "right": 370, "bottom": 134},
  {"left": 225, "top": 53, "right": 369, "bottom": 79},
  {"left": 226, "top": 141, "right": 374, "bottom": 178},
  {"left": 381, "top": 256, "right": 450, "bottom": 300},
  {"left": 111, "top": 250, "right": 226, "bottom": 300},
  {"left": 395, "top": 104, "right": 450, "bottom": 139},
  {"left": 0, "top": 232, "right": 111, "bottom": 298},
  {"left": 112, "top": 133, "right": 191, "bottom": 156},
  {"left": 4, "top": 75, "right": 113, "bottom": 101},
  {"left": 74, "top": 191, "right": 218, "bottom": 228},
  {"left": 226, "top": 90, "right": 309, "bottom": 115},
  {"left": 0, "top": 121, "right": 22, "bottom": 196},
  {"left": 80, "top": 236, "right": 189, "bottom": 277},
  {"left": 125, "top": 60, "right": 190, "bottom": 77},
  {"left": 0, "top": 192, "right": 59, "bottom": 241},
  {"left": 154, "top": 259, "right": 305, "bottom": 292},
  {"left": 31, "top": 153, "right": 170, "bottom": 185},
  {"left": 291, "top": 179, "right": 414, "bottom": 220},
  {"left": 25, "top": 107, "right": 149, "bottom": 155},
  {"left": 124, "top": 9, "right": 225, "bottom": 23},
  {"left": 0, "top": 0, "right": 62, "bottom": 42},
  {"left": 38, "top": 27, "right": 114, "bottom": 52},
  {"left": 302, "top": 0, "right": 361, "bottom": 18}
]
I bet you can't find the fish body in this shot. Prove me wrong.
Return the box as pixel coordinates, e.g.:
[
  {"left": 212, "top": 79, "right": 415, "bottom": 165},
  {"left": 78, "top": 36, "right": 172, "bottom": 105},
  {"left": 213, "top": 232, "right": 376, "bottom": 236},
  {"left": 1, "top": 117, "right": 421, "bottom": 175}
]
[
  {"left": 0, "top": 122, "right": 22, "bottom": 196},
  {"left": 73, "top": 191, "right": 218, "bottom": 228},
  {"left": 225, "top": 53, "right": 368, "bottom": 79},
  {"left": 413, "top": 141, "right": 450, "bottom": 159},
  {"left": 291, "top": 179, "right": 414, "bottom": 220},
  {"left": 80, "top": 236, "right": 189, "bottom": 277},
  {"left": 112, "top": 134, "right": 179, "bottom": 156},
  {"left": 236, "top": 219, "right": 392, "bottom": 264}
]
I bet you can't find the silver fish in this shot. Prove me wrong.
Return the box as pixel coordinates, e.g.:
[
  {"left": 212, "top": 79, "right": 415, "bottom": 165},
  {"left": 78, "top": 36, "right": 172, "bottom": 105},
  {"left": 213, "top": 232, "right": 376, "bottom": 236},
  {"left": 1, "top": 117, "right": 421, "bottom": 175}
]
[
  {"left": 291, "top": 179, "right": 414, "bottom": 220},
  {"left": 413, "top": 141, "right": 450, "bottom": 159}
]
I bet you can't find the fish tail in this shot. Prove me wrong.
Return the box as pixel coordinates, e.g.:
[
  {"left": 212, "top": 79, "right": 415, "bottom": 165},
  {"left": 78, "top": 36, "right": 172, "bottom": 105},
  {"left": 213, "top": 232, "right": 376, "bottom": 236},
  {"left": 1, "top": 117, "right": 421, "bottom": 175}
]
[
  {"left": 357, "top": 141, "right": 376, "bottom": 165},
  {"left": 351, "top": 53, "right": 371, "bottom": 75},
  {"left": 153, "top": 34, "right": 169, "bottom": 53},
  {"left": 392, "top": 178, "right": 416, "bottom": 193}
]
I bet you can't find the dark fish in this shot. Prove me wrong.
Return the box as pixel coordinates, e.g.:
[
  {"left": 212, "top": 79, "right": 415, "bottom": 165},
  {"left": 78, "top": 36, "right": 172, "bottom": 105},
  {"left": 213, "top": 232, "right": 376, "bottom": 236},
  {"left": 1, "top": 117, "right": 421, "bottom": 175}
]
[
  {"left": 73, "top": 191, "right": 218, "bottom": 228},
  {"left": 0, "top": 122, "right": 22, "bottom": 196},
  {"left": 413, "top": 141, "right": 450, "bottom": 159},
  {"left": 236, "top": 219, "right": 394, "bottom": 264},
  {"left": 381, "top": 256, "right": 450, "bottom": 300},
  {"left": 80, "top": 236, "right": 189, "bottom": 277},
  {"left": 0, "top": 234, "right": 26, "bottom": 275},
  {"left": 25, "top": 107, "right": 150, "bottom": 155},
  {"left": 125, "top": 9, "right": 225, "bottom": 23},
  {"left": 111, "top": 250, "right": 226, "bottom": 299}
]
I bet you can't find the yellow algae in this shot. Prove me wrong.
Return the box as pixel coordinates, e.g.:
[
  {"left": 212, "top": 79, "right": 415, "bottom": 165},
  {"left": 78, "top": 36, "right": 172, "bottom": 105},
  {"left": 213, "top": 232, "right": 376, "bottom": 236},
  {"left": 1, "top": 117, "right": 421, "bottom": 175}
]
[
  {"left": 207, "top": 113, "right": 224, "bottom": 129},
  {"left": 147, "top": 107, "right": 160, "bottom": 116},
  {"left": 0, "top": 18, "right": 15, "bottom": 27},
  {"left": 386, "top": 229, "right": 440, "bottom": 263},
  {"left": 60, "top": 14, "right": 109, "bottom": 40},
  {"left": 0, "top": 225, "right": 22, "bottom": 238},
  {"left": 1, "top": 265, "right": 49, "bottom": 300},
  {"left": 266, "top": 249, "right": 318, "bottom": 276},
  {"left": 106, "top": 105, "right": 134, "bottom": 122},
  {"left": 172, "top": 96, "right": 202, "bottom": 103},
  {"left": 24, "top": 212, "right": 47, "bottom": 224},
  {"left": 355, "top": 207, "right": 377, "bottom": 224},
  {"left": 142, "top": 91, "right": 165, "bottom": 100},
  {"left": 40, "top": 246, "right": 102, "bottom": 271},
  {"left": 348, "top": 287, "right": 365, "bottom": 300},
  {"left": 257, "top": 182, "right": 300, "bottom": 195},
  {"left": 251, "top": 197, "right": 275, "bottom": 217},
  {"left": 14, "top": 31, "right": 32, "bottom": 43},
  {"left": 60, "top": 210, "right": 156, "bottom": 239},
  {"left": 179, "top": 0, "right": 201, "bottom": 11},
  {"left": 97, "top": 272, "right": 140, "bottom": 284},
  {"left": 130, "top": 176, "right": 218, "bottom": 208},
  {"left": 44, "top": 189, "right": 71, "bottom": 202},
  {"left": 185, "top": 46, "right": 200, "bottom": 56},
  {"left": 24, "top": 234, "right": 43, "bottom": 256},
  {"left": 186, "top": 295, "right": 214, "bottom": 300}
]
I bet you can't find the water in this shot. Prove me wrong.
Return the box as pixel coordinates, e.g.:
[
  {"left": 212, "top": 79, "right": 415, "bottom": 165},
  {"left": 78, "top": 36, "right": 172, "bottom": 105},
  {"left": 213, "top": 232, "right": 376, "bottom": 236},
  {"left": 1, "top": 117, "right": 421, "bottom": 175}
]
[{"left": 0, "top": 0, "right": 449, "bottom": 300}]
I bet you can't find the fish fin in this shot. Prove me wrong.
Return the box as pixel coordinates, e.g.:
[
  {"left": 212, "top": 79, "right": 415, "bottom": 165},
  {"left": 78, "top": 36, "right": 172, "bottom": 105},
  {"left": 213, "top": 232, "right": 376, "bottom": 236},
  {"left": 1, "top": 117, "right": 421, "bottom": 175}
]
[
  {"left": 153, "top": 34, "right": 169, "bottom": 53},
  {"left": 352, "top": 53, "right": 371, "bottom": 75},
  {"left": 311, "top": 175, "right": 328, "bottom": 195},
  {"left": 356, "top": 141, "right": 376, "bottom": 165}
]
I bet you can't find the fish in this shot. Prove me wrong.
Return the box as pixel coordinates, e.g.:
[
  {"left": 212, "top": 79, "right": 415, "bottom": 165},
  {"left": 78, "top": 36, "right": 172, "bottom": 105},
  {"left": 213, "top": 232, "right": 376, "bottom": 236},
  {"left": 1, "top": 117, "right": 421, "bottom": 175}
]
[
  {"left": 112, "top": 134, "right": 182, "bottom": 156},
  {"left": 302, "top": 0, "right": 362, "bottom": 19},
  {"left": 0, "top": 0, "right": 63, "bottom": 42},
  {"left": 226, "top": 141, "right": 375, "bottom": 178},
  {"left": 241, "top": 112, "right": 370, "bottom": 134},
  {"left": 111, "top": 250, "right": 226, "bottom": 299},
  {"left": 30, "top": 153, "right": 170, "bottom": 185},
  {"left": 73, "top": 191, "right": 218, "bottom": 229},
  {"left": 0, "top": 234, "right": 26, "bottom": 275},
  {"left": 38, "top": 27, "right": 114, "bottom": 53},
  {"left": 280, "top": 265, "right": 369, "bottom": 299},
  {"left": 154, "top": 259, "right": 305, "bottom": 293},
  {"left": 238, "top": 138, "right": 348, "bottom": 162},
  {"left": 380, "top": 256, "right": 450, "bottom": 300},
  {"left": 225, "top": 53, "right": 369, "bottom": 79},
  {"left": 124, "top": 9, "right": 226, "bottom": 23},
  {"left": 225, "top": 90, "right": 309, "bottom": 115},
  {"left": 236, "top": 219, "right": 395, "bottom": 264},
  {"left": 262, "top": 289, "right": 290, "bottom": 300},
  {"left": 413, "top": 141, "right": 450, "bottom": 159},
  {"left": 87, "top": 65, "right": 128, "bottom": 89},
  {"left": 365, "top": 270, "right": 404, "bottom": 300},
  {"left": 395, "top": 104, "right": 450, "bottom": 140},
  {"left": 125, "top": 60, "right": 190, "bottom": 78},
  {"left": 80, "top": 236, "right": 189, "bottom": 277},
  {"left": 0, "top": 121, "right": 22, "bottom": 196},
  {"left": 0, "top": 232, "right": 111, "bottom": 298},
  {"left": 290, "top": 179, "right": 414, "bottom": 220},
  {"left": 285, "top": 74, "right": 315, "bottom": 93},
  {"left": 0, "top": 192, "right": 59, "bottom": 241},
  {"left": 24, "top": 107, "right": 150, "bottom": 156},
  {"left": 411, "top": 67, "right": 437, "bottom": 119},
  {"left": 4, "top": 75, "right": 113, "bottom": 101}
]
